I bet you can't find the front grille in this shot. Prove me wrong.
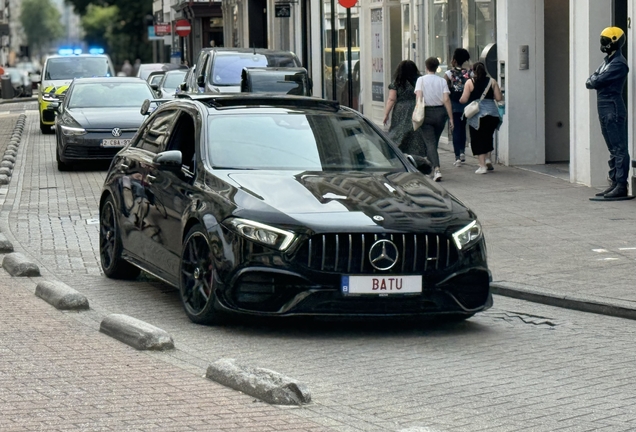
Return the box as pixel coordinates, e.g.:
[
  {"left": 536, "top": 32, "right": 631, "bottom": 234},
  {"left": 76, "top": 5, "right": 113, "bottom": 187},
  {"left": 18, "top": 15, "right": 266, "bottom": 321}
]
[
  {"left": 42, "top": 110, "right": 56, "bottom": 122},
  {"left": 295, "top": 233, "right": 459, "bottom": 274},
  {"left": 63, "top": 145, "right": 120, "bottom": 159}
]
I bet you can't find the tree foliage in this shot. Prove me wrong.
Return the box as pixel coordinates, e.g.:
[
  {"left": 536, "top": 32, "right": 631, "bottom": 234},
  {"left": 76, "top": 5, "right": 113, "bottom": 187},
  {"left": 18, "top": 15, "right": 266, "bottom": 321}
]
[
  {"left": 20, "top": 0, "right": 65, "bottom": 56},
  {"left": 65, "top": 0, "right": 153, "bottom": 66}
]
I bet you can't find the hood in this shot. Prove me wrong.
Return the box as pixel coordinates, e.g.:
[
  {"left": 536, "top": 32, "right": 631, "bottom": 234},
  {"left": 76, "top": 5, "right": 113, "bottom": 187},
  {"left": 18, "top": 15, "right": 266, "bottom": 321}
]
[
  {"left": 41, "top": 79, "right": 72, "bottom": 94},
  {"left": 223, "top": 170, "right": 465, "bottom": 231},
  {"left": 67, "top": 107, "right": 146, "bottom": 129}
]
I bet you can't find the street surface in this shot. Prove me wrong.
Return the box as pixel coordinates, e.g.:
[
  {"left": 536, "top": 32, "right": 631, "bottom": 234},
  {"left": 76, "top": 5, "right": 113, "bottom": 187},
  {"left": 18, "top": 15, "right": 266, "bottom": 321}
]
[{"left": 2, "top": 102, "right": 636, "bottom": 431}]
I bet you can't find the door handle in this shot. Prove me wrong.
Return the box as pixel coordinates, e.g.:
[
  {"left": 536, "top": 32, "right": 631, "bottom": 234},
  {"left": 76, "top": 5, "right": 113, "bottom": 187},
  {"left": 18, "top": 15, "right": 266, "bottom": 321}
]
[{"left": 146, "top": 174, "right": 156, "bottom": 185}]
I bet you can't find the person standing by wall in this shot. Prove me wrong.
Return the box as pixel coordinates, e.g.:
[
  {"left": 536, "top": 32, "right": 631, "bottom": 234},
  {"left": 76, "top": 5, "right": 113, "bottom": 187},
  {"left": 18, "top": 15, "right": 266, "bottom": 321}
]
[
  {"left": 121, "top": 60, "right": 132, "bottom": 77},
  {"left": 414, "top": 57, "right": 454, "bottom": 182},
  {"left": 383, "top": 60, "right": 422, "bottom": 153},
  {"left": 586, "top": 27, "right": 630, "bottom": 200},
  {"left": 459, "top": 62, "right": 503, "bottom": 174},
  {"left": 445, "top": 48, "right": 471, "bottom": 167}
]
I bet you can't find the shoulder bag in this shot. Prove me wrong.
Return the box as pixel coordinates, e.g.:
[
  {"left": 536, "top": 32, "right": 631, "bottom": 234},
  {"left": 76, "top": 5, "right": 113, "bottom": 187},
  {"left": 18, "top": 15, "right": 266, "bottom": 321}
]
[
  {"left": 412, "top": 93, "right": 425, "bottom": 131},
  {"left": 463, "top": 78, "right": 493, "bottom": 119}
]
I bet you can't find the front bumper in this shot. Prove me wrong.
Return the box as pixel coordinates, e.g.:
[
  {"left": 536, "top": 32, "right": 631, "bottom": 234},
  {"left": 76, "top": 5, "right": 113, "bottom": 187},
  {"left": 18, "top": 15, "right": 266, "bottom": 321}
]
[{"left": 58, "top": 131, "right": 134, "bottom": 163}]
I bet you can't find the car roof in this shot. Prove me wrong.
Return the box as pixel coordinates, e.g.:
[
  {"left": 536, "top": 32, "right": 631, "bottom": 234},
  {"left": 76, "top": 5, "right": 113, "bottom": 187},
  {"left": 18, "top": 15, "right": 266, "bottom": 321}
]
[
  {"left": 45, "top": 54, "right": 110, "bottom": 60},
  {"left": 201, "top": 47, "right": 298, "bottom": 56},
  {"left": 72, "top": 77, "right": 148, "bottom": 84},
  {"left": 174, "top": 93, "right": 340, "bottom": 112}
]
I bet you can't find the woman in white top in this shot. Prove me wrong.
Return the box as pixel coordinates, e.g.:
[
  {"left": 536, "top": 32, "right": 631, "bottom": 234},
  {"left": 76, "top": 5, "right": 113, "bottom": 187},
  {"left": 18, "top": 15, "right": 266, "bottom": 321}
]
[{"left": 414, "top": 57, "right": 454, "bottom": 182}]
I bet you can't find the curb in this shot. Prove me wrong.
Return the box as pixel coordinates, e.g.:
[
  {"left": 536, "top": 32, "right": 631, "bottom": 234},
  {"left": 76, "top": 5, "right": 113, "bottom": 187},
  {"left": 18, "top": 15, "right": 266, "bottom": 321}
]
[
  {"left": 206, "top": 358, "right": 311, "bottom": 406},
  {"left": 35, "top": 280, "right": 89, "bottom": 310},
  {"left": 99, "top": 314, "right": 175, "bottom": 351},
  {"left": 0, "top": 96, "right": 37, "bottom": 105},
  {"left": 491, "top": 282, "right": 636, "bottom": 321},
  {"left": 2, "top": 252, "right": 40, "bottom": 276}
]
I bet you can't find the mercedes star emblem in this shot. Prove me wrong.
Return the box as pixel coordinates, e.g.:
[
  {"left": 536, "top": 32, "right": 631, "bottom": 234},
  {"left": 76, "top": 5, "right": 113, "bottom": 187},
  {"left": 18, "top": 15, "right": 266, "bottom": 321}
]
[
  {"left": 111, "top": 128, "right": 122, "bottom": 137},
  {"left": 368, "top": 239, "right": 399, "bottom": 271},
  {"left": 373, "top": 215, "right": 384, "bottom": 222}
]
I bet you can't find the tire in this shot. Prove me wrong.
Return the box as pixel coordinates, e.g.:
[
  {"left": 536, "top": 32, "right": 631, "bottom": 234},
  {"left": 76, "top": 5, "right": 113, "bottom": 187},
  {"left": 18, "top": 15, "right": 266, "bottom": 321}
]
[
  {"left": 40, "top": 119, "right": 53, "bottom": 134},
  {"left": 99, "top": 195, "right": 140, "bottom": 279},
  {"left": 179, "top": 224, "right": 221, "bottom": 325}
]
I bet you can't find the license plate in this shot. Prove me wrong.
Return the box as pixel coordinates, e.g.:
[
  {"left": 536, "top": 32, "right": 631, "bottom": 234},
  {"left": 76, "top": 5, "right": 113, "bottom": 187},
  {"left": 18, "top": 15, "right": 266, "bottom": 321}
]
[
  {"left": 101, "top": 138, "right": 130, "bottom": 147},
  {"left": 341, "top": 275, "right": 422, "bottom": 296}
]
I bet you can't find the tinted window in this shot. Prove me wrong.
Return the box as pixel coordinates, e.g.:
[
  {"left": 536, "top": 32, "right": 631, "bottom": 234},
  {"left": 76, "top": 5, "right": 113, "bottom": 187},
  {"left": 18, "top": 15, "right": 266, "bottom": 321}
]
[
  {"left": 207, "top": 113, "right": 405, "bottom": 172},
  {"left": 68, "top": 82, "right": 154, "bottom": 108},
  {"left": 136, "top": 110, "right": 177, "bottom": 153},
  {"left": 44, "top": 57, "right": 112, "bottom": 80},
  {"left": 211, "top": 53, "right": 298, "bottom": 86},
  {"left": 247, "top": 71, "right": 309, "bottom": 95}
]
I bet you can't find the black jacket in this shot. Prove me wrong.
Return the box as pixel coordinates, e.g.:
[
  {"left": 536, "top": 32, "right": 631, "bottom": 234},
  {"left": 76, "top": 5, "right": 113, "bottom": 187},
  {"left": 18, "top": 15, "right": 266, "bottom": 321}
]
[{"left": 586, "top": 51, "right": 629, "bottom": 104}]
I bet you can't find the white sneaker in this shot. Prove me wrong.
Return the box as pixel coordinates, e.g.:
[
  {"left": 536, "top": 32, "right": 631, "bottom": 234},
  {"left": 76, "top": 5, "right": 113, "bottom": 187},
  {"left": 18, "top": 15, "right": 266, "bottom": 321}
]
[
  {"left": 486, "top": 158, "right": 494, "bottom": 171},
  {"left": 475, "top": 166, "right": 488, "bottom": 174},
  {"left": 460, "top": 153, "right": 466, "bottom": 162},
  {"left": 453, "top": 159, "right": 462, "bottom": 167},
  {"left": 433, "top": 169, "right": 442, "bottom": 182}
]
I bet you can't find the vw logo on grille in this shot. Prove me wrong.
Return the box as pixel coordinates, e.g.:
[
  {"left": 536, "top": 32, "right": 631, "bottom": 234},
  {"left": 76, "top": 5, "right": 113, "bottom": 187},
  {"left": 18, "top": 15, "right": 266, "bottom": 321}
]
[
  {"left": 111, "top": 128, "right": 122, "bottom": 137},
  {"left": 368, "top": 239, "right": 399, "bottom": 271}
]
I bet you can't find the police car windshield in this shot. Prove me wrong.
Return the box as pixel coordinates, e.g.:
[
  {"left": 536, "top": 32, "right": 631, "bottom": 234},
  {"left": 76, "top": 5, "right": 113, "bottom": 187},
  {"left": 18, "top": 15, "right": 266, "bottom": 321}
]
[{"left": 45, "top": 57, "right": 111, "bottom": 80}]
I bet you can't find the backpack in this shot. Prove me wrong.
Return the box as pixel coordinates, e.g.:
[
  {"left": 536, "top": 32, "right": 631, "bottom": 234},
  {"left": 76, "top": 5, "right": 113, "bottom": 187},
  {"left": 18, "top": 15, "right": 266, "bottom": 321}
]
[{"left": 448, "top": 68, "right": 470, "bottom": 102}]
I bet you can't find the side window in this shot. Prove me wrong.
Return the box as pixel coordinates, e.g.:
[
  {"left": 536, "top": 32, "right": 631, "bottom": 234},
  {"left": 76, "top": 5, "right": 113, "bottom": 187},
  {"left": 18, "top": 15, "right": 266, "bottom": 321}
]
[
  {"left": 166, "top": 111, "right": 197, "bottom": 175},
  {"left": 137, "top": 110, "right": 177, "bottom": 154}
]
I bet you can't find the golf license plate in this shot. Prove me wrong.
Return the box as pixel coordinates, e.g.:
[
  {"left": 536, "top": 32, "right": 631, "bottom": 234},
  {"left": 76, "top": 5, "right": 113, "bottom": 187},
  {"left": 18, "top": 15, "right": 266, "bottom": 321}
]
[
  {"left": 341, "top": 275, "right": 422, "bottom": 296},
  {"left": 101, "top": 138, "right": 130, "bottom": 148}
]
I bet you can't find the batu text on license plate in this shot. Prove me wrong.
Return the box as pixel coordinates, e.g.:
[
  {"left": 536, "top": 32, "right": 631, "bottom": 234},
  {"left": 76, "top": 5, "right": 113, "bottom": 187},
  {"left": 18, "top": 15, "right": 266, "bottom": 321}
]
[
  {"left": 101, "top": 138, "right": 130, "bottom": 147},
  {"left": 341, "top": 275, "right": 422, "bottom": 295}
]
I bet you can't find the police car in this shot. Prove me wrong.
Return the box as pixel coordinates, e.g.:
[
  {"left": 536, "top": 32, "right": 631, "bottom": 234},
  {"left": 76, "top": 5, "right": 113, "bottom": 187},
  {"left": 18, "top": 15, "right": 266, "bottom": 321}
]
[{"left": 38, "top": 52, "right": 115, "bottom": 134}]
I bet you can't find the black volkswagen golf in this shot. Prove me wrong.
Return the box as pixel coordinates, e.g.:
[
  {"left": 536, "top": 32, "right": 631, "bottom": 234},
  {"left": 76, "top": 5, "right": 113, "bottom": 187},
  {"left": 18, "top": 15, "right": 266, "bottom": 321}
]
[{"left": 99, "top": 94, "right": 491, "bottom": 324}]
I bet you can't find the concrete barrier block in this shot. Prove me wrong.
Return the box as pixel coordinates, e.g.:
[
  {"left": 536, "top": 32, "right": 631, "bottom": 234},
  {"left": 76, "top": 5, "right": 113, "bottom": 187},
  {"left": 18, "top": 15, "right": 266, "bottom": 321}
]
[
  {"left": 2, "top": 155, "right": 15, "bottom": 163},
  {"left": 0, "top": 167, "right": 11, "bottom": 176},
  {"left": 0, "top": 234, "right": 14, "bottom": 253},
  {"left": 5, "top": 149, "right": 17, "bottom": 156},
  {"left": 206, "top": 358, "right": 311, "bottom": 405},
  {"left": 99, "top": 314, "right": 174, "bottom": 351},
  {"left": 2, "top": 252, "right": 40, "bottom": 276},
  {"left": 7, "top": 145, "right": 18, "bottom": 152},
  {"left": 0, "top": 175, "right": 10, "bottom": 185},
  {"left": 0, "top": 161, "right": 14, "bottom": 169},
  {"left": 35, "top": 280, "right": 89, "bottom": 310}
]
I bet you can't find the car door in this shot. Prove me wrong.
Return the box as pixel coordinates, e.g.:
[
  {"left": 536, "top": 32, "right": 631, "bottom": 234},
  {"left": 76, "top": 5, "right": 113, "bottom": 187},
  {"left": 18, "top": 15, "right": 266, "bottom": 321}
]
[
  {"left": 142, "top": 107, "right": 201, "bottom": 281},
  {"left": 129, "top": 108, "right": 179, "bottom": 270}
]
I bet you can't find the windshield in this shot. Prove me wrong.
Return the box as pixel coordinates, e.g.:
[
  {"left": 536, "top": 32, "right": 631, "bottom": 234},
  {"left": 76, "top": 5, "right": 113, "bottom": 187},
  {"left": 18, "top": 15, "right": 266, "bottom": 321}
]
[
  {"left": 207, "top": 113, "right": 405, "bottom": 172},
  {"left": 211, "top": 53, "right": 298, "bottom": 86},
  {"left": 68, "top": 82, "right": 154, "bottom": 108},
  {"left": 163, "top": 71, "right": 186, "bottom": 89},
  {"left": 44, "top": 57, "right": 112, "bottom": 80}
]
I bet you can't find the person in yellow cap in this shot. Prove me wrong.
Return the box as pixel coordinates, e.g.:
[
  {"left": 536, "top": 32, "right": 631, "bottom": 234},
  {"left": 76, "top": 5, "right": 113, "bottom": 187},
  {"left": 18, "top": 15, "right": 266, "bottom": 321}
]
[{"left": 586, "top": 27, "right": 630, "bottom": 200}]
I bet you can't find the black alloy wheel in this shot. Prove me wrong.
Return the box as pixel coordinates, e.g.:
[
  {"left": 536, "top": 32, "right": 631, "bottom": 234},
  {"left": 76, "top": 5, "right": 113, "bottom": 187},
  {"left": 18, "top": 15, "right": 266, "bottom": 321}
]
[
  {"left": 99, "top": 195, "right": 140, "bottom": 279},
  {"left": 179, "top": 225, "right": 220, "bottom": 325}
]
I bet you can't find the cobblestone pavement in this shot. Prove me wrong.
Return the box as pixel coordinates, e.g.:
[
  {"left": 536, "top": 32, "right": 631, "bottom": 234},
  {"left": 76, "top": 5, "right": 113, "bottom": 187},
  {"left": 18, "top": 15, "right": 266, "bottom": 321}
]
[{"left": 3, "top": 103, "right": 636, "bottom": 431}]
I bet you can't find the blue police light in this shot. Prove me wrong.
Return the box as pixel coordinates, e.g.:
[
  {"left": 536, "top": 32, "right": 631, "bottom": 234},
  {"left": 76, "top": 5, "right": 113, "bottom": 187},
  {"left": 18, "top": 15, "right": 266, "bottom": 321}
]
[
  {"left": 58, "top": 48, "right": 74, "bottom": 56},
  {"left": 73, "top": 48, "right": 83, "bottom": 54},
  {"left": 88, "top": 47, "right": 104, "bottom": 55}
]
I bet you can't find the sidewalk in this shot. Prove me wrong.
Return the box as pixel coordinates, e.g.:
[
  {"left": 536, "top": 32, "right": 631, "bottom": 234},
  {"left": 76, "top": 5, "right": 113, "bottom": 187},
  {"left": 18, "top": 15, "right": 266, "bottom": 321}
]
[{"left": 436, "top": 143, "right": 636, "bottom": 319}]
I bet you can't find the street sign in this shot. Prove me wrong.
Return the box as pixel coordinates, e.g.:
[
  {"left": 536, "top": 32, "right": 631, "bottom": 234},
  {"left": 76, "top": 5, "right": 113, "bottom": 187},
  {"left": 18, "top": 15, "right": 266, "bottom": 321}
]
[
  {"left": 338, "top": 0, "right": 357, "bottom": 8},
  {"left": 175, "top": 19, "right": 191, "bottom": 37},
  {"left": 275, "top": 4, "right": 291, "bottom": 18},
  {"left": 154, "top": 23, "right": 171, "bottom": 36},
  {"left": 147, "top": 26, "right": 162, "bottom": 41}
]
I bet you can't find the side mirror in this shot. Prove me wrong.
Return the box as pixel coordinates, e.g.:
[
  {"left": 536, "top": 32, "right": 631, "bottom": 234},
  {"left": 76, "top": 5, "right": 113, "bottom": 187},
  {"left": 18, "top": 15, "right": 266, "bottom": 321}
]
[
  {"left": 179, "top": 82, "right": 187, "bottom": 91},
  {"left": 196, "top": 75, "right": 205, "bottom": 88},
  {"left": 406, "top": 154, "right": 433, "bottom": 175},
  {"left": 151, "top": 83, "right": 159, "bottom": 91},
  {"left": 153, "top": 150, "right": 182, "bottom": 170}
]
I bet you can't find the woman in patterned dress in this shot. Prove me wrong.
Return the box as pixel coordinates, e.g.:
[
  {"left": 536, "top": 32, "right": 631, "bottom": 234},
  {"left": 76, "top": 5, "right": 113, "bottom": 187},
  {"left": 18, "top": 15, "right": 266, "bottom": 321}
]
[{"left": 382, "top": 60, "right": 422, "bottom": 153}]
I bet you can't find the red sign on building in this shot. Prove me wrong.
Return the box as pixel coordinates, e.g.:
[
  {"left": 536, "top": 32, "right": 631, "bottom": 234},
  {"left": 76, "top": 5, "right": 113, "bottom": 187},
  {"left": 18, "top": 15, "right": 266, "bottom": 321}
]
[
  {"left": 338, "top": 0, "right": 358, "bottom": 8},
  {"left": 154, "top": 23, "right": 171, "bottom": 36}
]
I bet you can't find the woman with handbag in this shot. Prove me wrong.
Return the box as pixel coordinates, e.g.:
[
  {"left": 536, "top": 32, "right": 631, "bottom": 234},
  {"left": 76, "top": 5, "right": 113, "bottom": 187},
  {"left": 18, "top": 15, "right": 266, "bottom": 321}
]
[
  {"left": 414, "top": 57, "right": 454, "bottom": 182},
  {"left": 383, "top": 60, "right": 422, "bottom": 151},
  {"left": 459, "top": 62, "right": 503, "bottom": 174}
]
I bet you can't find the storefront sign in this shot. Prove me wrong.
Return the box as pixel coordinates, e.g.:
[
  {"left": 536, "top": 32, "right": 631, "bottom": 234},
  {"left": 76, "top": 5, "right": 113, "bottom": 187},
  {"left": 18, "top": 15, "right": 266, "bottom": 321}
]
[
  {"left": 154, "top": 23, "right": 171, "bottom": 36},
  {"left": 371, "top": 8, "right": 383, "bottom": 102}
]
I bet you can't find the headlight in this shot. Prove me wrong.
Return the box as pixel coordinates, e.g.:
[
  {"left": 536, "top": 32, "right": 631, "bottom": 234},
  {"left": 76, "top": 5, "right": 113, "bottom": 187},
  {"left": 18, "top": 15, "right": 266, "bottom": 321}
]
[
  {"left": 227, "top": 218, "right": 296, "bottom": 251},
  {"left": 60, "top": 125, "right": 87, "bottom": 136},
  {"left": 452, "top": 220, "right": 482, "bottom": 251},
  {"left": 42, "top": 93, "right": 59, "bottom": 102}
]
